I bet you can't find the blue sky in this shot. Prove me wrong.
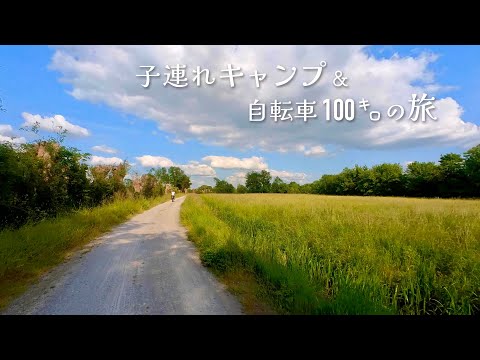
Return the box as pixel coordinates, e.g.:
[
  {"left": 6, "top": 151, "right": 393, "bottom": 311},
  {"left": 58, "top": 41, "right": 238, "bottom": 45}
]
[{"left": 1, "top": 45, "right": 479, "bottom": 187}]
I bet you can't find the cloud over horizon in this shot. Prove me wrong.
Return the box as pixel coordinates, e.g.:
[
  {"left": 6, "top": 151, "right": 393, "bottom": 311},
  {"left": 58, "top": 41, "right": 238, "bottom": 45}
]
[
  {"left": 270, "top": 169, "right": 308, "bottom": 183},
  {"left": 136, "top": 155, "right": 174, "bottom": 168},
  {"left": 0, "top": 124, "right": 26, "bottom": 144},
  {"left": 22, "top": 112, "right": 89, "bottom": 137},
  {"left": 49, "top": 45, "right": 480, "bottom": 155},
  {"left": 92, "top": 145, "right": 117, "bottom": 154},
  {"left": 134, "top": 153, "right": 309, "bottom": 186},
  {"left": 202, "top": 155, "right": 268, "bottom": 170},
  {"left": 135, "top": 155, "right": 217, "bottom": 178},
  {"left": 90, "top": 155, "right": 123, "bottom": 166}
]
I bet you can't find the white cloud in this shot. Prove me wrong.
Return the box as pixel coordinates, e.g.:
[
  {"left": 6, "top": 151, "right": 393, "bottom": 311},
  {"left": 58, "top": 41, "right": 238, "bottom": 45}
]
[
  {"left": 0, "top": 124, "right": 14, "bottom": 135},
  {"left": 179, "top": 162, "right": 216, "bottom": 176},
  {"left": 90, "top": 155, "right": 123, "bottom": 166},
  {"left": 191, "top": 178, "right": 207, "bottom": 188},
  {"left": 136, "top": 155, "right": 216, "bottom": 176},
  {"left": 165, "top": 135, "right": 185, "bottom": 144},
  {"left": 202, "top": 155, "right": 268, "bottom": 170},
  {"left": 135, "top": 155, "right": 175, "bottom": 168},
  {"left": 270, "top": 169, "right": 308, "bottom": 184},
  {"left": 226, "top": 172, "right": 247, "bottom": 186},
  {"left": 48, "top": 45, "right": 480, "bottom": 154},
  {"left": 22, "top": 112, "right": 89, "bottom": 137},
  {"left": 304, "top": 145, "right": 326, "bottom": 157},
  {"left": 0, "top": 135, "right": 26, "bottom": 145},
  {"left": 0, "top": 124, "right": 26, "bottom": 144},
  {"left": 133, "top": 152, "right": 307, "bottom": 186},
  {"left": 92, "top": 145, "right": 117, "bottom": 154}
]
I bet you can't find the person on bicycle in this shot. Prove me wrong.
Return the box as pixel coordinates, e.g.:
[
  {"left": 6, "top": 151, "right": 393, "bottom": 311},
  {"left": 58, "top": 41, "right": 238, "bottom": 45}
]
[{"left": 171, "top": 190, "right": 175, "bottom": 202}]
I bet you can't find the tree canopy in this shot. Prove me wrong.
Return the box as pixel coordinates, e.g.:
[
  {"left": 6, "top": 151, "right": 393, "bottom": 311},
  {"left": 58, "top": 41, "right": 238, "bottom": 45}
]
[
  {"left": 245, "top": 170, "right": 272, "bottom": 193},
  {"left": 192, "top": 143, "right": 480, "bottom": 199},
  {"left": 0, "top": 126, "right": 192, "bottom": 229}
]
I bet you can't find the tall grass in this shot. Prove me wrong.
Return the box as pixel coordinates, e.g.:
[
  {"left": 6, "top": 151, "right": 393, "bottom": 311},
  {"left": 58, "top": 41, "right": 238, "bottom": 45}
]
[
  {"left": 181, "top": 194, "right": 480, "bottom": 315},
  {"left": 0, "top": 194, "right": 175, "bottom": 309}
]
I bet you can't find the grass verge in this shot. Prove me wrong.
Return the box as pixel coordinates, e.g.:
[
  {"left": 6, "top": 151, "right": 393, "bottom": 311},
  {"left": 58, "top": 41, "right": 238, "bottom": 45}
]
[
  {"left": 0, "top": 194, "right": 177, "bottom": 310},
  {"left": 180, "top": 193, "right": 480, "bottom": 315}
]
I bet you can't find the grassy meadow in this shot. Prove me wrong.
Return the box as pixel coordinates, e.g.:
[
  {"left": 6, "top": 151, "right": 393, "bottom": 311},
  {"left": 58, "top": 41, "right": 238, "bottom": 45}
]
[
  {"left": 181, "top": 194, "right": 480, "bottom": 315},
  {"left": 0, "top": 194, "right": 179, "bottom": 310}
]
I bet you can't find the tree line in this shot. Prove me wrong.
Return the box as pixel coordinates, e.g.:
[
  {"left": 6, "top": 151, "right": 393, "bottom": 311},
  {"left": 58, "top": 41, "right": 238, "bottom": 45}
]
[
  {"left": 197, "top": 144, "right": 480, "bottom": 198},
  {"left": 2, "top": 121, "right": 479, "bottom": 228},
  {"left": 0, "top": 128, "right": 191, "bottom": 229}
]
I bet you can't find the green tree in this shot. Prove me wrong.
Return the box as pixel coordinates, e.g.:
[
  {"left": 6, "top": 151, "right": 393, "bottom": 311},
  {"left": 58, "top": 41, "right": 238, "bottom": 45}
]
[
  {"left": 300, "top": 183, "right": 313, "bottom": 194},
  {"left": 196, "top": 185, "right": 213, "bottom": 193},
  {"left": 311, "top": 174, "right": 340, "bottom": 195},
  {"left": 146, "top": 168, "right": 165, "bottom": 196},
  {"left": 154, "top": 167, "right": 170, "bottom": 184},
  {"left": 0, "top": 139, "right": 92, "bottom": 228},
  {"left": 157, "top": 166, "right": 192, "bottom": 191},
  {"left": 0, "top": 141, "right": 36, "bottom": 227},
  {"left": 287, "top": 181, "right": 301, "bottom": 194},
  {"left": 271, "top": 176, "right": 288, "bottom": 193},
  {"left": 213, "top": 178, "right": 235, "bottom": 193},
  {"left": 335, "top": 168, "right": 359, "bottom": 195},
  {"left": 464, "top": 144, "right": 480, "bottom": 196},
  {"left": 438, "top": 153, "right": 467, "bottom": 197},
  {"left": 180, "top": 175, "right": 192, "bottom": 191},
  {"left": 404, "top": 161, "right": 441, "bottom": 197},
  {"left": 355, "top": 165, "right": 376, "bottom": 196},
  {"left": 370, "top": 163, "right": 404, "bottom": 196},
  {"left": 245, "top": 170, "right": 271, "bottom": 193},
  {"left": 236, "top": 184, "right": 248, "bottom": 194},
  {"left": 140, "top": 173, "right": 157, "bottom": 198},
  {"left": 168, "top": 166, "right": 183, "bottom": 189}
]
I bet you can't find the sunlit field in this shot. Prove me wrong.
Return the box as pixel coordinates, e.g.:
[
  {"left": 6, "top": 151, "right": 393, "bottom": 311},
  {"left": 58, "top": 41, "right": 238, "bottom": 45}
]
[{"left": 181, "top": 194, "right": 480, "bottom": 315}]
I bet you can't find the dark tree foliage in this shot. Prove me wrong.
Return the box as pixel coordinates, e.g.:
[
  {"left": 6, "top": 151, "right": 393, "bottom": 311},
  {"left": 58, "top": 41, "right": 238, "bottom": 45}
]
[
  {"left": 245, "top": 170, "right": 271, "bottom": 193},
  {"left": 308, "top": 145, "right": 480, "bottom": 198},
  {"left": 195, "top": 185, "right": 213, "bottom": 193},
  {"left": 236, "top": 184, "right": 248, "bottom": 194},
  {"left": 271, "top": 176, "right": 288, "bottom": 193},
  {"left": 153, "top": 166, "right": 191, "bottom": 191},
  {"left": 1, "top": 140, "right": 93, "bottom": 228},
  {"left": 464, "top": 145, "right": 480, "bottom": 196},
  {"left": 213, "top": 178, "right": 235, "bottom": 193},
  {"left": 0, "top": 134, "right": 191, "bottom": 229},
  {"left": 204, "top": 143, "right": 480, "bottom": 199}
]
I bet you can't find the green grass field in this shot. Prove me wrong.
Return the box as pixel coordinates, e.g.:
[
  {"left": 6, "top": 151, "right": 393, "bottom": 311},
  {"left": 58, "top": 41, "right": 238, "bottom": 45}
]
[
  {"left": 181, "top": 194, "right": 480, "bottom": 315},
  {"left": 0, "top": 194, "right": 179, "bottom": 310}
]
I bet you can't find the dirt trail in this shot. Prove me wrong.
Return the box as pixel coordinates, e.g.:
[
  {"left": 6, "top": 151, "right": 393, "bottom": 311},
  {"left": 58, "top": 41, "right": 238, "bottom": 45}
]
[{"left": 3, "top": 196, "right": 243, "bottom": 315}]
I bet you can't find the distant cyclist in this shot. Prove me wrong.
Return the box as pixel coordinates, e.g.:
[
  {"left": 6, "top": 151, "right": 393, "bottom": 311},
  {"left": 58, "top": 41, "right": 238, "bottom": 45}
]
[{"left": 171, "top": 190, "right": 176, "bottom": 202}]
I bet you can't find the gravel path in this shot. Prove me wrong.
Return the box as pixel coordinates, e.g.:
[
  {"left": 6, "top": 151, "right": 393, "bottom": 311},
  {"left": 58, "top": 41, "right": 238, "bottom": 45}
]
[{"left": 3, "top": 196, "right": 243, "bottom": 315}]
